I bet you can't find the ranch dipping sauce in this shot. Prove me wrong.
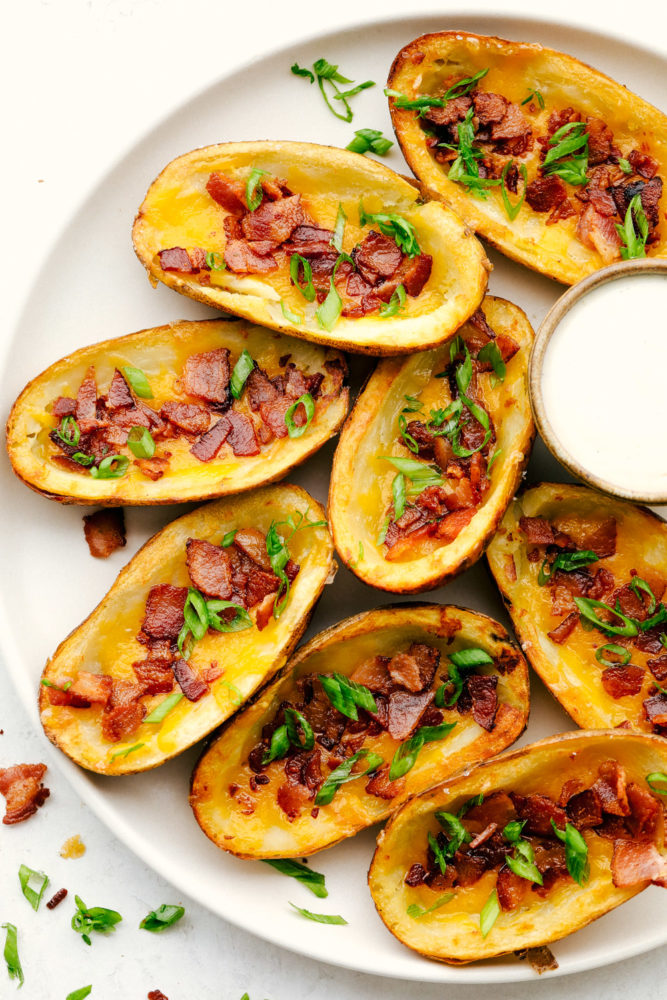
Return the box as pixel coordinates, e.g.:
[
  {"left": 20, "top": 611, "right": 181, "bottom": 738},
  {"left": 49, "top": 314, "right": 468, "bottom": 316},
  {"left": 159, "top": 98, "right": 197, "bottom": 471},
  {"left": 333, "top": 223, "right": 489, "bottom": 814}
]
[{"left": 538, "top": 270, "right": 667, "bottom": 500}]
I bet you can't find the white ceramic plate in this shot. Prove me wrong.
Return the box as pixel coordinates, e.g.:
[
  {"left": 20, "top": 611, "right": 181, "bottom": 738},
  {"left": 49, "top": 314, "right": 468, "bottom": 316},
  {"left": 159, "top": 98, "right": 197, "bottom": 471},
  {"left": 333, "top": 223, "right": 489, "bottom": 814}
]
[{"left": 2, "top": 12, "right": 666, "bottom": 984}]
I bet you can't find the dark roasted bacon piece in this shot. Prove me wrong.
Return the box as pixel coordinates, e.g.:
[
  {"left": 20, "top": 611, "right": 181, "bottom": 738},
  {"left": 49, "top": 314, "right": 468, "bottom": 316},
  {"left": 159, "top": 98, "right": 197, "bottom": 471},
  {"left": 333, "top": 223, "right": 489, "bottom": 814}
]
[
  {"left": 186, "top": 538, "right": 232, "bottom": 599},
  {"left": 160, "top": 401, "right": 210, "bottom": 436},
  {"left": 387, "top": 643, "right": 439, "bottom": 693},
  {"left": 190, "top": 418, "right": 230, "bottom": 462},
  {"left": 526, "top": 176, "right": 568, "bottom": 213},
  {"left": 173, "top": 659, "right": 208, "bottom": 702},
  {"left": 206, "top": 172, "right": 247, "bottom": 213},
  {"left": 0, "top": 763, "right": 50, "bottom": 825},
  {"left": 612, "top": 840, "right": 667, "bottom": 887},
  {"left": 132, "top": 658, "right": 174, "bottom": 696},
  {"left": 158, "top": 247, "right": 199, "bottom": 273},
  {"left": 46, "top": 888, "right": 68, "bottom": 910},
  {"left": 82, "top": 508, "right": 126, "bottom": 559},
  {"left": 644, "top": 691, "right": 667, "bottom": 728},
  {"left": 107, "top": 369, "right": 134, "bottom": 409},
  {"left": 510, "top": 792, "right": 567, "bottom": 837},
  {"left": 457, "top": 674, "right": 498, "bottom": 731},
  {"left": 52, "top": 396, "right": 77, "bottom": 419},
  {"left": 386, "top": 690, "right": 434, "bottom": 740},
  {"left": 592, "top": 760, "right": 630, "bottom": 816},
  {"left": 142, "top": 584, "right": 188, "bottom": 639},
  {"left": 183, "top": 348, "right": 231, "bottom": 408},
  {"left": 353, "top": 231, "right": 404, "bottom": 283},
  {"left": 601, "top": 665, "right": 645, "bottom": 699}
]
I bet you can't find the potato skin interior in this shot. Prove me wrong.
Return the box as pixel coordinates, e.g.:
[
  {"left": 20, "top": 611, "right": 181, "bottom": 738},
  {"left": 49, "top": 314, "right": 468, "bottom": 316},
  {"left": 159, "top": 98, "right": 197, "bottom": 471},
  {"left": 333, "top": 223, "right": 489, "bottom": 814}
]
[
  {"left": 132, "top": 140, "right": 490, "bottom": 354},
  {"left": 388, "top": 31, "right": 667, "bottom": 285},
  {"left": 6, "top": 318, "right": 349, "bottom": 506},
  {"left": 190, "top": 604, "right": 529, "bottom": 858},
  {"left": 369, "top": 730, "right": 667, "bottom": 963},
  {"left": 328, "top": 295, "right": 534, "bottom": 593},
  {"left": 39, "top": 484, "right": 334, "bottom": 775}
]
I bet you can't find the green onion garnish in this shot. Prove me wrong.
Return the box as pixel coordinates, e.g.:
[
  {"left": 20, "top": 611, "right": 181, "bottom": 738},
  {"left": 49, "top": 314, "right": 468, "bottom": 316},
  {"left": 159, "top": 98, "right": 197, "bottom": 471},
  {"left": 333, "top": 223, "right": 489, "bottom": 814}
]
[
  {"left": 2, "top": 923, "right": 23, "bottom": 987},
  {"left": 358, "top": 202, "right": 420, "bottom": 256},
  {"left": 71, "top": 895, "right": 123, "bottom": 946},
  {"left": 139, "top": 904, "right": 185, "bottom": 933},
  {"left": 263, "top": 859, "right": 327, "bottom": 898},
  {"left": 314, "top": 748, "right": 383, "bottom": 805},
  {"left": 288, "top": 902, "right": 347, "bottom": 924},
  {"left": 379, "top": 283, "right": 406, "bottom": 318},
  {"left": 18, "top": 864, "right": 49, "bottom": 911},
  {"left": 479, "top": 889, "right": 500, "bottom": 938},
  {"left": 144, "top": 691, "right": 184, "bottom": 724},
  {"left": 245, "top": 168, "right": 268, "bottom": 212},
  {"left": 389, "top": 722, "right": 456, "bottom": 781},
  {"left": 551, "top": 820, "right": 589, "bottom": 886},
  {"left": 127, "top": 426, "right": 155, "bottom": 459},
  {"left": 90, "top": 455, "right": 129, "bottom": 480},
  {"left": 122, "top": 366, "right": 153, "bottom": 398},
  {"left": 230, "top": 350, "right": 256, "bottom": 399},
  {"left": 284, "top": 393, "right": 315, "bottom": 438},
  {"left": 290, "top": 254, "right": 316, "bottom": 302},
  {"left": 346, "top": 128, "right": 393, "bottom": 156}
]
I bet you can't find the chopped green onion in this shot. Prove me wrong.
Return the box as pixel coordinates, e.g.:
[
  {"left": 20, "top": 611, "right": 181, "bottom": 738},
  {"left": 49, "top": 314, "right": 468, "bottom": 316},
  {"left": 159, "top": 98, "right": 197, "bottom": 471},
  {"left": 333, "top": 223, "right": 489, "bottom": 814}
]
[
  {"left": 291, "top": 63, "right": 314, "bottom": 83},
  {"left": 646, "top": 772, "right": 667, "bottom": 795},
  {"left": 334, "top": 81, "right": 375, "bottom": 101},
  {"left": 56, "top": 415, "right": 80, "bottom": 446},
  {"left": 397, "top": 412, "right": 419, "bottom": 454},
  {"left": 542, "top": 121, "right": 589, "bottom": 185},
  {"left": 205, "top": 250, "right": 226, "bottom": 270},
  {"left": 266, "top": 522, "right": 291, "bottom": 618},
  {"left": 358, "top": 201, "right": 420, "bottom": 256},
  {"left": 18, "top": 864, "right": 49, "bottom": 911},
  {"left": 318, "top": 673, "right": 377, "bottom": 720},
  {"left": 389, "top": 723, "right": 456, "bottom": 781},
  {"left": 316, "top": 253, "right": 351, "bottom": 332},
  {"left": 346, "top": 128, "right": 394, "bottom": 156},
  {"left": 139, "top": 904, "right": 185, "bottom": 932},
  {"left": 618, "top": 157, "right": 633, "bottom": 174},
  {"left": 288, "top": 902, "right": 347, "bottom": 924},
  {"left": 71, "top": 452, "right": 94, "bottom": 467},
  {"left": 290, "top": 254, "right": 316, "bottom": 302},
  {"left": 90, "top": 455, "right": 129, "bottom": 479},
  {"left": 280, "top": 300, "right": 303, "bottom": 324},
  {"left": 314, "top": 748, "right": 383, "bottom": 805},
  {"left": 222, "top": 529, "right": 237, "bottom": 547},
  {"left": 402, "top": 394, "right": 423, "bottom": 414},
  {"left": 331, "top": 203, "right": 346, "bottom": 252},
  {"left": 245, "top": 168, "right": 268, "bottom": 212},
  {"left": 66, "top": 987, "right": 93, "bottom": 1000},
  {"left": 407, "top": 893, "right": 454, "bottom": 919},
  {"left": 595, "top": 644, "right": 631, "bottom": 668},
  {"left": 616, "top": 193, "right": 649, "bottom": 260},
  {"left": 292, "top": 58, "right": 374, "bottom": 123},
  {"left": 230, "top": 350, "right": 256, "bottom": 399},
  {"left": 71, "top": 895, "right": 123, "bottom": 946},
  {"left": 538, "top": 549, "right": 598, "bottom": 585},
  {"left": 262, "top": 725, "right": 290, "bottom": 765},
  {"left": 144, "top": 691, "right": 184, "bottom": 724},
  {"left": 486, "top": 447, "right": 502, "bottom": 473},
  {"left": 392, "top": 473, "right": 406, "bottom": 519},
  {"left": 629, "top": 575, "right": 656, "bottom": 614},
  {"left": 263, "top": 859, "right": 327, "bottom": 898},
  {"left": 428, "top": 831, "right": 449, "bottom": 876},
  {"left": 122, "top": 366, "right": 153, "bottom": 398},
  {"left": 206, "top": 599, "right": 253, "bottom": 633},
  {"left": 379, "top": 283, "right": 406, "bottom": 318},
  {"left": 477, "top": 341, "right": 506, "bottom": 383},
  {"left": 109, "top": 742, "right": 144, "bottom": 760},
  {"left": 376, "top": 516, "right": 390, "bottom": 546},
  {"left": 502, "top": 819, "right": 526, "bottom": 843},
  {"left": 479, "top": 890, "right": 500, "bottom": 938},
  {"left": 127, "top": 426, "right": 155, "bottom": 459},
  {"left": 521, "top": 88, "right": 545, "bottom": 109},
  {"left": 385, "top": 69, "right": 488, "bottom": 113},
  {"left": 380, "top": 455, "right": 444, "bottom": 495},
  {"left": 574, "top": 597, "right": 639, "bottom": 637},
  {"left": 434, "top": 810, "right": 471, "bottom": 855},
  {"left": 2, "top": 923, "right": 23, "bottom": 987},
  {"left": 551, "top": 820, "right": 589, "bottom": 886},
  {"left": 505, "top": 839, "right": 543, "bottom": 885},
  {"left": 284, "top": 393, "right": 315, "bottom": 438},
  {"left": 500, "top": 160, "right": 528, "bottom": 222},
  {"left": 284, "top": 707, "right": 314, "bottom": 751},
  {"left": 41, "top": 678, "right": 72, "bottom": 691}
]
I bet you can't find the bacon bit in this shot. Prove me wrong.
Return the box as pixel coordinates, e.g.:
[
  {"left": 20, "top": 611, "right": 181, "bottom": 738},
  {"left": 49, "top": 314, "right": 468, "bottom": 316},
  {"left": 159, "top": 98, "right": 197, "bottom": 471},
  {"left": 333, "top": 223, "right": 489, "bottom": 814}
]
[
  {"left": 611, "top": 840, "right": 667, "bottom": 887},
  {"left": 553, "top": 516, "right": 617, "bottom": 558},
  {"left": 132, "top": 658, "right": 175, "bottom": 695},
  {"left": 190, "top": 418, "right": 230, "bottom": 462},
  {"left": 586, "top": 117, "right": 616, "bottom": 165},
  {"left": 386, "top": 253, "right": 433, "bottom": 298},
  {"left": 601, "top": 665, "right": 645, "bottom": 699},
  {"left": 387, "top": 643, "right": 439, "bottom": 693},
  {"left": 628, "top": 149, "right": 659, "bottom": 179},
  {"left": 518, "top": 516, "right": 555, "bottom": 544},
  {"left": 223, "top": 410, "right": 260, "bottom": 456},
  {"left": 510, "top": 792, "right": 567, "bottom": 837},
  {"left": 588, "top": 187, "right": 616, "bottom": 216},
  {"left": 354, "top": 231, "right": 403, "bottom": 284},
  {"left": 627, "top": 782, "right": 663, "bottom": 841},
  {"left": 158, "top": 247, "right": 197, "bottom": 273},
  {"left": 68, "top": 672, "right": 113, "bottom": 705},
  {"left": 473, "top": 91, "right": 507, "bottom": 125},
  {"left": 75, "top": 366, "right": 104, "bottom": 434},
  {"left": 566, "top": 788, "right": 603, "bottom": 828},
  {"left": 46, "top": 888, "right": 68, "bottom": 909},
  {"left": 458, "top": 674, "right": 498, "bottom": 731},
  {"left": 206, "top": 171, "right": 246, "bottom": 213},
  {"left": 490, "top": 102, "right": 530, "bottom": 142},
  {"left": 277, "top": 780, "right": 312, "bottom": 820},
  {"left": 173, "top": 659, "right": 208, "bottom": 702},
  {"left": 496, "top": 865, "right": 529, "bottom": 911},
  {"left": 82, "top": 508, "right": 126, "bottom": 559},
  {"left": 135, "top": 457, "right": 170, "bottom": 481},
  {"left": 433, "top": 507, "right": 475, "bottom": 543},
  {"left": 0, "top": 764, "right": 49, "bottom": 824},
  {"left": 183, "top": 348, "right": 231, "bottom": 408},
  {"left": 107, "top": 369, "right": 134, "bottom": 409},
  {"left": 516, "top": 946, "right": 559, "bottom": 974},
  {"left": 592, "top": 760, "right": 630, "bottom": 816},
  {"left": 350, "top": 656, "right": 393, "bottom": 694},
  {"left": 284, "top": 224, "right": 335, "bottom": 256},
  {"left": 647, "top": 654, "right": 667, "bottom": 682},
  {"left": 232, "top": 527, "right": 272, "bottom": 572},
  {"left": 577, "top": 204, "right": 621, "bottom": 263},
  {"left": 254, "top": 593, "right": 275, "bottom": 631},
  {"left": 405, "top": 863, "right": 427, "bottom": 886},
  {"left": 241, "top": 194, "right": 304, "bottom": 244},
  {"left": 612, "top": 177, "right": 663, "bottom": 229},
  {"left": 424, "top": 94, "right": 472, "bottom": 127},
  {"left": 468, "top": 822, "right": 499, "bottom": 850},
  {"left": 365, "top": 764, "right": 406, "bottom": 799},
  {"left": 186, "top": 538, "right": 232, "bottom": 599},
  {"left": 644, "top": 691, "right": 667, "bottom": 727},
  {"left": 148, "top": 991, "right": 170, "bottom": 1000},
  {"left": 635, "top": 626, "right": 667, "bottom": 656},
  {"left": 160, "top": 401, "right": 210, "bottom": 435},
  {"left": 52, "top": 396, "right": 77, "bottom": 419},
  {"left": 102, "top": 702, "right": 146, "bottom": 743},
  {"left": 526, "top": 175, "right": 567, "bottom": 212},
  {"left": 546, "top": 198, "right": 576, "bottom": 225},
  {"left": 60, "top": 835, "right": 86, "bottom": 859},
  {"left": 386, "top": 689, "right": 434, "bottom": 740},
  {"left": 142, "top": 584, "right": 188, "bottom": 639}
]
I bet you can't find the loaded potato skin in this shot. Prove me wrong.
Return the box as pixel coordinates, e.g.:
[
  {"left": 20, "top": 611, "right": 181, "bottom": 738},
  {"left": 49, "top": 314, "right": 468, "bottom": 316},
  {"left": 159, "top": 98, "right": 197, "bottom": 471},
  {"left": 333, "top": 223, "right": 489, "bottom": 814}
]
[
  {"left": 388, "top": 32, "right": 667, "bottom": 284},
  {"left": 190, "top": 604, "right": 529, "bottom": 858},
  {"left": 6, "top": 319, "right": 349, "bottom": 505},
  {"left": 132, "top": 141, "right": 490, "bottom": 355},
  {"left": 369, "top": 731, "right": 667, "bottom": 963},
  {"left": 328, "top": 295, "right": 534, "bottom": 593},
  {"left": 39, "top": 484, "right": 334, "bottom": 775},
  {"left": 487, "top": 483, "right": 667, "bottom": 734}
]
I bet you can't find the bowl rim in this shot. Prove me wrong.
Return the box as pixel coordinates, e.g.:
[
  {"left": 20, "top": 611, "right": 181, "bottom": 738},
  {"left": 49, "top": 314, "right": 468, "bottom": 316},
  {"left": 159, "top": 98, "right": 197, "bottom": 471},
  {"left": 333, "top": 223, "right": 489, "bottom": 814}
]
[{"left": 529, "top": 257, "right": 667, "bottom": 504}]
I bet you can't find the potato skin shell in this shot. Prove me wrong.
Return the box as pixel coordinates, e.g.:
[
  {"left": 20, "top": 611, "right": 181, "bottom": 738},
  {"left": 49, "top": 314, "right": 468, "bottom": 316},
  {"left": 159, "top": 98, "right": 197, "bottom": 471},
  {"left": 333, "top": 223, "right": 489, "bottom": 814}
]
[
  {"left": 6, "top": 318, "right": 349, "bottom": 506},
  {"left": 328, "top": 295, "right": 535, "bottom": 593},
  {"left": 190, "top": 603, "right": 529, "bottom": 858},
  {"left": 132, "top": 140, "right": 490, "bottom": 355},
  {"left": 487, "top": 481, "right": 667, "bottom": 731},
  {"left": 369, "top": 730, "right": 667, "bottom": 963},
  {"left": 39, "top": 484, "right": 334, "bottom": 775},
  {"left": 388, "top": 31, "right": 667, "bottom": 285}
]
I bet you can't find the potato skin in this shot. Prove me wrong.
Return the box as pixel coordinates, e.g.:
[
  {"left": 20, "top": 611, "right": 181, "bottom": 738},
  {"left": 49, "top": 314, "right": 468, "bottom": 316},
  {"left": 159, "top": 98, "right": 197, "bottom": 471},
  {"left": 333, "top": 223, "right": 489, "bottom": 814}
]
[
  {"left": 39, "top": 484, "right": 334, "bottom": 775},
  {"left": 6, "top": 318, "right": 348, "bottom": 506},
  {"left": 388, "top": 32, "right": 667, "bottom": 285},
  {"left": 369, "top": 730, "right": 667, "bottom": 963},
  {"left": 132, "top": 140, "right": 490, "bottom": 355},
  {"left": 328, "top": 296, "right": 535, "bottom": 593},
  {"left": 487, "top": 482, "right": 667, "bottom": 731},
  {"left": 190, "top": 604, "right": 529, "bottom": 858}
]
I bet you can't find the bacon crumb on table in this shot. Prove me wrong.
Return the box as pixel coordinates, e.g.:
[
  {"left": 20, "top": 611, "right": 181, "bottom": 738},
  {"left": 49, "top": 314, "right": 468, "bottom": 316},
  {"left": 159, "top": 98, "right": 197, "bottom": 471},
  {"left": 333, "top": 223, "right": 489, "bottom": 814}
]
[
  {"left": 82, "top": 508, "right": 126, "bottom": 558},
  {"left": 0, "top": 762, "right": 50, "bottom": 824},
  {"left": 148, "top": 991, "right": 169, "bottom": 1000},
  {"left": 46, "top": 888, "right": 68, "bottom": 909}
]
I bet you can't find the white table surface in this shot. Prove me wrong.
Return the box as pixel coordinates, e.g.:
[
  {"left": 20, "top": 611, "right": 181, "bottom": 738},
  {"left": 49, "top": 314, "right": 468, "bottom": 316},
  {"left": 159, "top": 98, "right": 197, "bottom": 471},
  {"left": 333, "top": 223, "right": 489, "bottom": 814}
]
[{"left": 3, "top": 0, "right": 667, "bottom": 996}]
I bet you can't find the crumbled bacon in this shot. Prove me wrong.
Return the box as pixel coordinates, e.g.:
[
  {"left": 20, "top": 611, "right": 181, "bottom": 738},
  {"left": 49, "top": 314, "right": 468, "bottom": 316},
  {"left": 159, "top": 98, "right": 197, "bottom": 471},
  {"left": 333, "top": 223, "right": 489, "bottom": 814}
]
[
  {"left": 526, "top": 176, "right": 567, "bottom": 213},
  {"left": 190, "top": 418, "right": 230, "bottom": 462},
  {"left": 365, "top": 764, "right": 405, "bottom": 799},
  {"left": 222, "top": 410, "right": 260, "bottom": 456},
  {"left": 132, "top": 658, "right": 174, "bottom": 695},
  {"left": 626, "top": 782, "right": 663, "bottom": 841},
  {"left": 183, "top": 348, "right": 231, "bottom": 408},
  {"left": 586, "top": 117, "right": 616, "bottom": 165},
  {"left": 612, "top": 177, "right": 663, "bottom": 229},
  {"left": 107, "top": 369, "right": 134, "bottom": 409},
  {"left": 386, "top": 690, "right": 434, "bottom": 740},
  {"left": 387, "top": 643, "right": 439, "bottom": 693},
  {"left": 158, "top": 248, "right": 197, "bottom": 273},
  {"left": 648, "top": 654, "right": 667, "bottom": 682},
  {"left": 52, "top": 396, "right": 77, "bottom": 419},
  {"left": 160, "top": 401, "right": 210, "bottom": 435},
  {"left": 564, "top": 788, "right": 602, "bottom": 828},
  {"left": 350, "top": 656, "right": 394, "bottom": 694},
  {"left": 186, "top": 538, "right": 232, "bottom": 599},
  {"left": 353, "top": 231, "right": 404, "bottom": 283},
  {"left": 601, "top": 665, "right": 645, "bottom": 699},
  {"left": 46, "top": 888, "right": 68, "bottom": 910},
  {"left": 82, "top": 508, "right": 126, "bottom": 559},
  {"left": 458, "top": 674, "right": 498, "bottom": 731},
  {"left": 206, "top": 172, "right": 247, "bottom": 213},
  {"left": 0, "top": 763, "right": 50, "bottom": 825},
  {"left": 496, "top": 865, "right": 529, "bottom": 911},
  {"left": 510, "top": 792, "right": 567, "bottom": 837},
  {"left": 553, "top": 516, "right": 617, "bottom": 558},
  {"left": 173, "top": 659, "right": 208, "bottom": 702},
  {"left": 135, "top": 457, "right": 170, "bottom": 481},
  {"left": 424, "top": 94, "right": 472, "bottom": 127},
  {"left": 576, "top": 204, "right": 621, "bottom": 263},
  {"left": 644, "top": 691, "right": 667, "bottom": 727},
  {"left": 592, "top": 760, "right": 630, "bottom": 816},
  {"left": 241, "top": 195, "right": 304, "bottom": 244},
  {"left": 283, "top": 224, "right": 335, "bottom": 256},
  {"left": 628, "top": 149, "right": 659, "bottom": 179},
  {"left": 612, "top": 840, "right": 667, "bottom": 887},
  {"left": 142, "top": 584, "right": 188, "bottom": 639},
  {"left": 518, "top": 516, "right": 555, "bottom": 545},
  {"left": 224, "top": 239, "right": 278, "bottom": 273}
]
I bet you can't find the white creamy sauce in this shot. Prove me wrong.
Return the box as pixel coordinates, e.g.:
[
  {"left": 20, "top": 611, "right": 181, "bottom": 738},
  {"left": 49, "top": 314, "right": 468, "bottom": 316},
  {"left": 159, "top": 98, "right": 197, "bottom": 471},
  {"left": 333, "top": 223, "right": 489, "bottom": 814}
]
[{"left": 541, "top": 273, "right": 667, "bottom": 496}]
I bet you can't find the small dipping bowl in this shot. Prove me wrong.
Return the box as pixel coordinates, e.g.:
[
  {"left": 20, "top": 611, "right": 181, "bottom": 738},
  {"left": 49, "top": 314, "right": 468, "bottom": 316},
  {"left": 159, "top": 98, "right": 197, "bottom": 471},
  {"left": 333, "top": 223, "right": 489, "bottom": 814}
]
[{"left": 530, "top": 258, "right": 667, "bottom": 504}]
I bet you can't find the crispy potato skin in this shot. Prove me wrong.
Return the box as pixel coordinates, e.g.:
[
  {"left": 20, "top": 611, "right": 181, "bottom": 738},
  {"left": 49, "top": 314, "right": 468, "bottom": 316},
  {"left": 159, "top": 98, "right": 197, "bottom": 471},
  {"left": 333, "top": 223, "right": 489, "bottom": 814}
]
[
  {"left": 190, "top": 604, "right": 529, "bottom": 858},
  {"left": 132, "top": 140, "right": 490, "bottom": 355},
  {"left": 369, "top": 730, "right": 667, "bottom": 963},
  {"left": 388, "top": 32, "right": 667, "bottom": 285},
  {"left": 39, "top": 485, "right": 334, "bottom": 775},
  {"left": 6, "top": 319, "right": 349, "bottom": 506},
  {"left": 487, "top": 482, "right": 667, "bottom": 731},
  {"left": 328, "top": 296, "right": 535, "bottom": 593}
]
